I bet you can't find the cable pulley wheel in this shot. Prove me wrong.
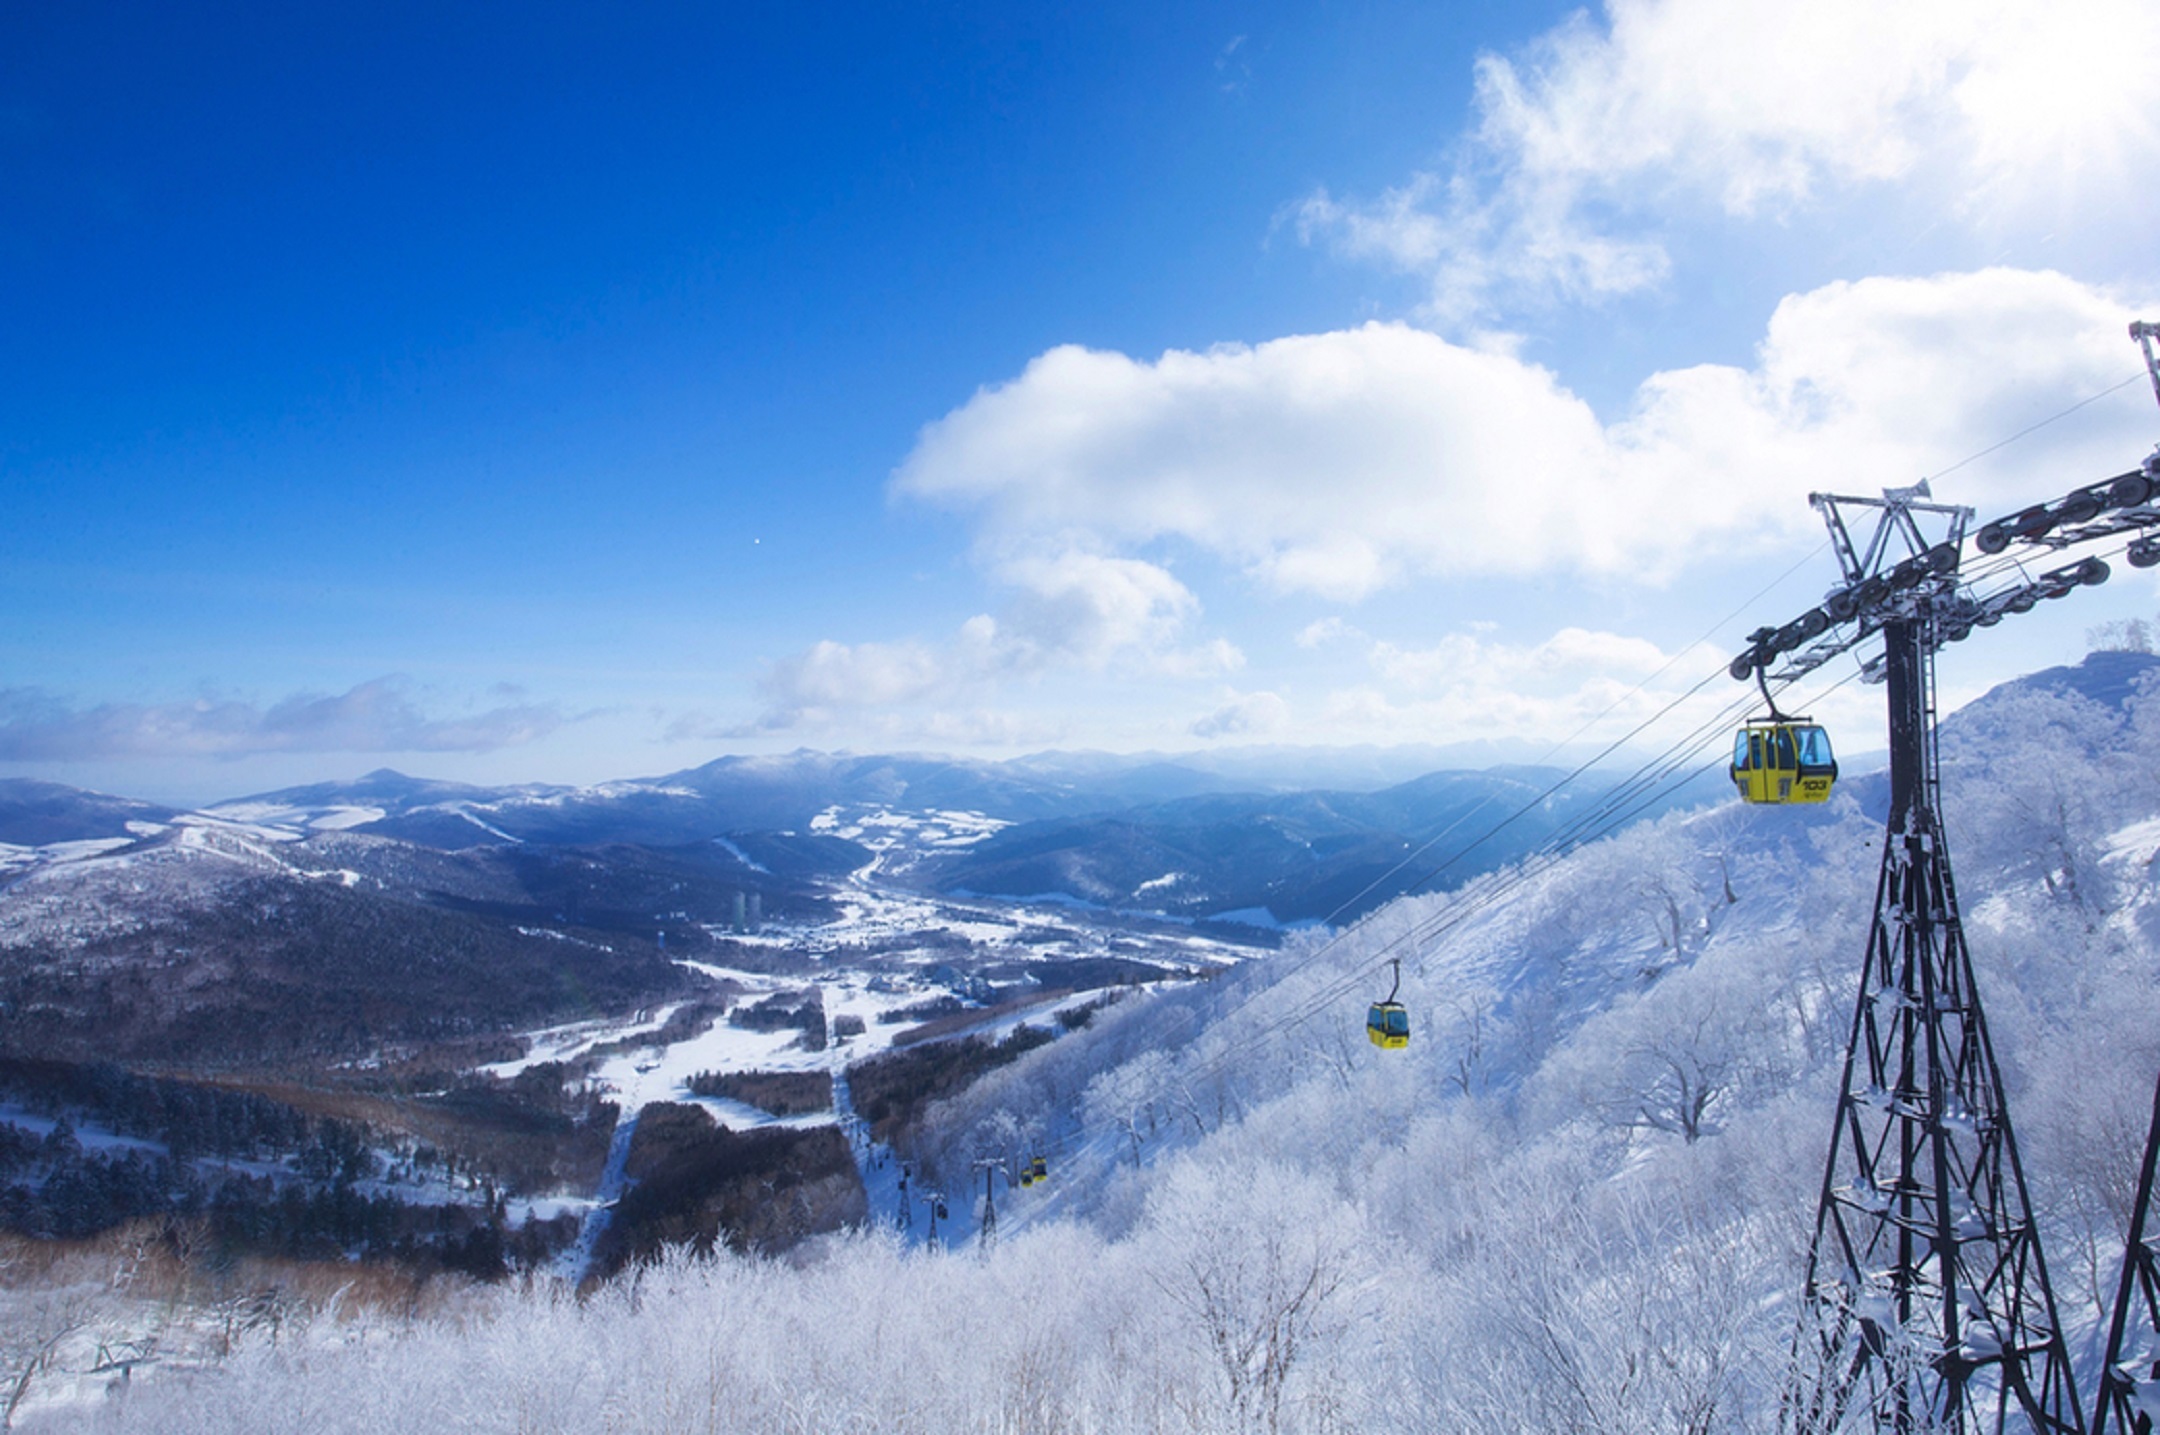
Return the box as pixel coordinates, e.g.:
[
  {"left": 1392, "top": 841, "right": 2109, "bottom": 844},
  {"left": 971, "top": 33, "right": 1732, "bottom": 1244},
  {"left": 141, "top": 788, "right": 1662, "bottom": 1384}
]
[
  {"left": 2012, "top": 505, "right": 2056, "bottom": 539},
  {"left": 2055, "top": 491, "right": 2103, "bottom": 526}
]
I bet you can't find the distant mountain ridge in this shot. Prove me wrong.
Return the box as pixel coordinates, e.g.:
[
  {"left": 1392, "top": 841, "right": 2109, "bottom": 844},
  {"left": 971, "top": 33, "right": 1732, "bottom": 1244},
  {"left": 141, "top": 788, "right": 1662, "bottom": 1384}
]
[
  {"left": 10, "top": 652, "right": 2152, "bottom": 916},
  {"left": 0, "top": 779, "right": 179, "bottom": 847},
  {"left": 917, "top": 765, "right": 1734, "bottom": 925},
  {"left": 187, "top": 752, "right": 1252, "bottom": 851}
]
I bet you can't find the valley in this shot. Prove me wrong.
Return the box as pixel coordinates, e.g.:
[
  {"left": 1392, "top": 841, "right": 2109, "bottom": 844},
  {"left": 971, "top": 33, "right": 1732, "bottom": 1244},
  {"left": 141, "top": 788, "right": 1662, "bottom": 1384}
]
[{"left": 0, "top": 769, "right": 1267, "bottom": 1295}]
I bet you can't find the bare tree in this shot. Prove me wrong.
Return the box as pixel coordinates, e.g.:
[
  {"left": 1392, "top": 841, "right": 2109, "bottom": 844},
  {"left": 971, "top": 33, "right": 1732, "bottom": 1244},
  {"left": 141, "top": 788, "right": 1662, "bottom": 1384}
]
[{"left": 1146, "top": 1164, "right": 1362, "bottom": 1434}]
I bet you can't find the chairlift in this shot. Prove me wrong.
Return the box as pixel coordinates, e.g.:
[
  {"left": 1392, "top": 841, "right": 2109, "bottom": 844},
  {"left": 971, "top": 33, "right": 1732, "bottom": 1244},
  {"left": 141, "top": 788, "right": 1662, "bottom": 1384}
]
[
  {"left": 1366, "top": 958, "right": 1410, "bottom": 1050},
  {"left": 1029, "top": 1154, "right": 1048, "bottom": 1184},
  {"left": 1731, "top": 666, "right": 1838, "bottom": 805}
]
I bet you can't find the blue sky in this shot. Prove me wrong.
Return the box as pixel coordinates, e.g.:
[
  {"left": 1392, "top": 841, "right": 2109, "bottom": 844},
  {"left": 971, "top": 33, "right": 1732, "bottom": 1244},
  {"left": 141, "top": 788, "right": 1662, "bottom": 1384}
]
[{"left": 5, "top": 0, "right": 2159, "bottom": 804}]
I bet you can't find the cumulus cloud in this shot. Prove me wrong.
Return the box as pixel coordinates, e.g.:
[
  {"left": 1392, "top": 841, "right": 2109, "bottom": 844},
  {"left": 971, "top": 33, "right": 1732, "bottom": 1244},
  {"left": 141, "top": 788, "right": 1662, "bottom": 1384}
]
[
  {"left": 1190, "top": 690, "right": 1290, "bottom": 740},
  {"left": 751, "top": 552, "right": 1240, "bottom": 730},
  {"left": 1310, "top": 623, "right": 1711, "bottom": 748},
  {"left": 994, "top": 552, "right": 1207, "bottom": 669},
  {"left": 764, "top": 638, "right": 950, "bottom": 712},
  {"left": 899, "top": 323, "right": 1606, "bottom": 600},
  {"left": 1295, "top": 0, "right": 2160, "bottom": 321},
  {"left": 896, "top": 269, "right": 2152, "bottom": 601},
  {"left": 1371, "top": 626, "right": 1671, "bottom": 694},
  {"left": 0, "top": 678, "right": 563, "bottom": 762},
  {"left": 1295, "top": 617, "right": 1365, "bottom": 650}
]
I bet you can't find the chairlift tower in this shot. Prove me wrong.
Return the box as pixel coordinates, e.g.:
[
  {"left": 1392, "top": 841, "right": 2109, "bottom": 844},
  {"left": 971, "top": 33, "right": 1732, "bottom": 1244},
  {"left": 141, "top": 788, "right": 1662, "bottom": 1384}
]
[{"left": 1740, "top": 323, "right": 2160, "bottom": 1432}]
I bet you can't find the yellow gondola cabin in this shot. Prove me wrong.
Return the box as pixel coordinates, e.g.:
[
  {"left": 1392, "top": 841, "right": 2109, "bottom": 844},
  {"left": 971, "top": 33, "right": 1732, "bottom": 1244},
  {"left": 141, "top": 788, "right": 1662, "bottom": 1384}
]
[
  {"left": 1731, "top": 720, "right": 1838, "bottom": 805},
  {"left": 1366, "top": 1002, "right": 1409, "bottom": 1049},
  {"left": 1366, "top": 957, "right": 1409, "bottom": 1049}
]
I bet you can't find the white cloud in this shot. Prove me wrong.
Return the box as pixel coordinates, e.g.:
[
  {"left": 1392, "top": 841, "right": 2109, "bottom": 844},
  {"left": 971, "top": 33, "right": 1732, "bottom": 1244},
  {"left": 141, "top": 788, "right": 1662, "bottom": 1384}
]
[
  {"left": 1296, "top": 0, "right": 2160, "bottom": 320},
  {"left": 1291, "top": 623, "right": 1718, "bottom": 749},
  {"left": 1190, "top": 690, "right": 1290, "bottom": 740},
  {"left": 753, "top": 552, "right": 1238, "bottom": 730},
  {"left": 1295, "top": 617, "right": 1363, "bottom": 649},
  {"left": 1372, "top": 626, "right": 1671, "bottom": 693},
  {"left": 0, "top": 678, "right": 563, "bottom": 761},
  {"left": 895, "top": 269, "right": 2153, "bottom": 602},
  {"left": 993, "top": 551, "right": 1208, "bottom": 669},
  {"left": 898, "top": 323, "right": 1607, "bottom": 600},
  {"left": 763, "top": 639, "right": 950, "bottom": 712}
]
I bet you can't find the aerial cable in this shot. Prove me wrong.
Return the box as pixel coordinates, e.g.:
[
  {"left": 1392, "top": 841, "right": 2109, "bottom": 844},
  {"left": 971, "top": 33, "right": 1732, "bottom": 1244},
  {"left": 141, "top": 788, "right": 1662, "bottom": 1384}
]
[
  {"left": 1187, "top": 651, "right": 1854, "bottom": 1075},
  {"left": 1104, "top": 535, "right": 1844, "bottom": 1073},
  {"left": 1924, "top": 370, "right": 2149, "bottom": 486},
  {"left": 1103, "top": 662, "right": 1735, "bottom": 1082},
  {"left": 1248, "top": 698, "right": 1860, "bottom": 1099},
  {"left": 1012, "top": 662, "right": 1859, "bottom": 1175},
  {"left": 1334, "top": 542, "right": 1842, "bottom": 931},
  {"left": 1297, "top": 540, "right": 1836, "bottom": 934},
  {"left": 1368, "top": 662, "right": 1740, "bottom": 912},
  {"left": 1007, "top": 373, "right": 2159, "bottom": 1188},
  {"left": 1165, "top": 664, "right": 1859, "bottom": 1097},
  {"left": 1279, "top": 662, "right": 1864, "bottom": 1050}
]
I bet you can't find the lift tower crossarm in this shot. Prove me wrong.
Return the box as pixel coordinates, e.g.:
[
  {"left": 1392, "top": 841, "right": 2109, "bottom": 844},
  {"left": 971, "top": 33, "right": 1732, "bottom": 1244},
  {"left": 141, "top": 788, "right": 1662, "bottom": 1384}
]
[
  {"left": 1734, "top": 453, "right": 2160, "bottom": 694},
  {"left": 1810, "top": 484, "right": 1973, "bottom": 587}
]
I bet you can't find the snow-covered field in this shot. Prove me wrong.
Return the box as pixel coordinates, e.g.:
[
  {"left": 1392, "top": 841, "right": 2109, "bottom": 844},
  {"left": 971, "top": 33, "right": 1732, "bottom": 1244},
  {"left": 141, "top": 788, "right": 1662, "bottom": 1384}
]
[{"left": 810, "top": 803, "right": 1008, "bottom": 851}]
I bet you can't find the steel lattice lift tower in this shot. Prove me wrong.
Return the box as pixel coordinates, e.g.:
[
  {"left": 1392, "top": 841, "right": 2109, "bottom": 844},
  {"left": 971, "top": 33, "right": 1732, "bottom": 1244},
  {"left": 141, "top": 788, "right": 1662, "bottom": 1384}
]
[
  {"left": 2083, "top": 331, "right": 2160, "bottom": 1435},
  {"left": 1777, "top": 487, "right": 2080, "bottom": 1434},
  {"left": 2093, "top": 1074, "right": 2160, "bottom": 1435},
  {"left": 1732, "top": 323, "right": 2160, "bottom": 1433}
]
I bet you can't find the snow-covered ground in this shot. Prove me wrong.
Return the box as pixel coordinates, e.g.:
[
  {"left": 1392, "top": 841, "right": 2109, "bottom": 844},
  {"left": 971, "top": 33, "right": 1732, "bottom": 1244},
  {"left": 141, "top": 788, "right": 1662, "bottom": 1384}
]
[
  {"left": 200, "top": 800, "right": 387, "bottom": 833},
  {"left": 810, "top": 803, "right": 1009, "bottom": 851}
]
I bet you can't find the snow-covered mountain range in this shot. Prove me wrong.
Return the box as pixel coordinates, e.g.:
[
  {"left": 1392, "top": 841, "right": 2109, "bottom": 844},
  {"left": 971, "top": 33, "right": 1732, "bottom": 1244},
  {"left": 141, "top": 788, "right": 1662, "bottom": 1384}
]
[{"left": 4, "top": 651, "right": 2159, "bottom": 1432}]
